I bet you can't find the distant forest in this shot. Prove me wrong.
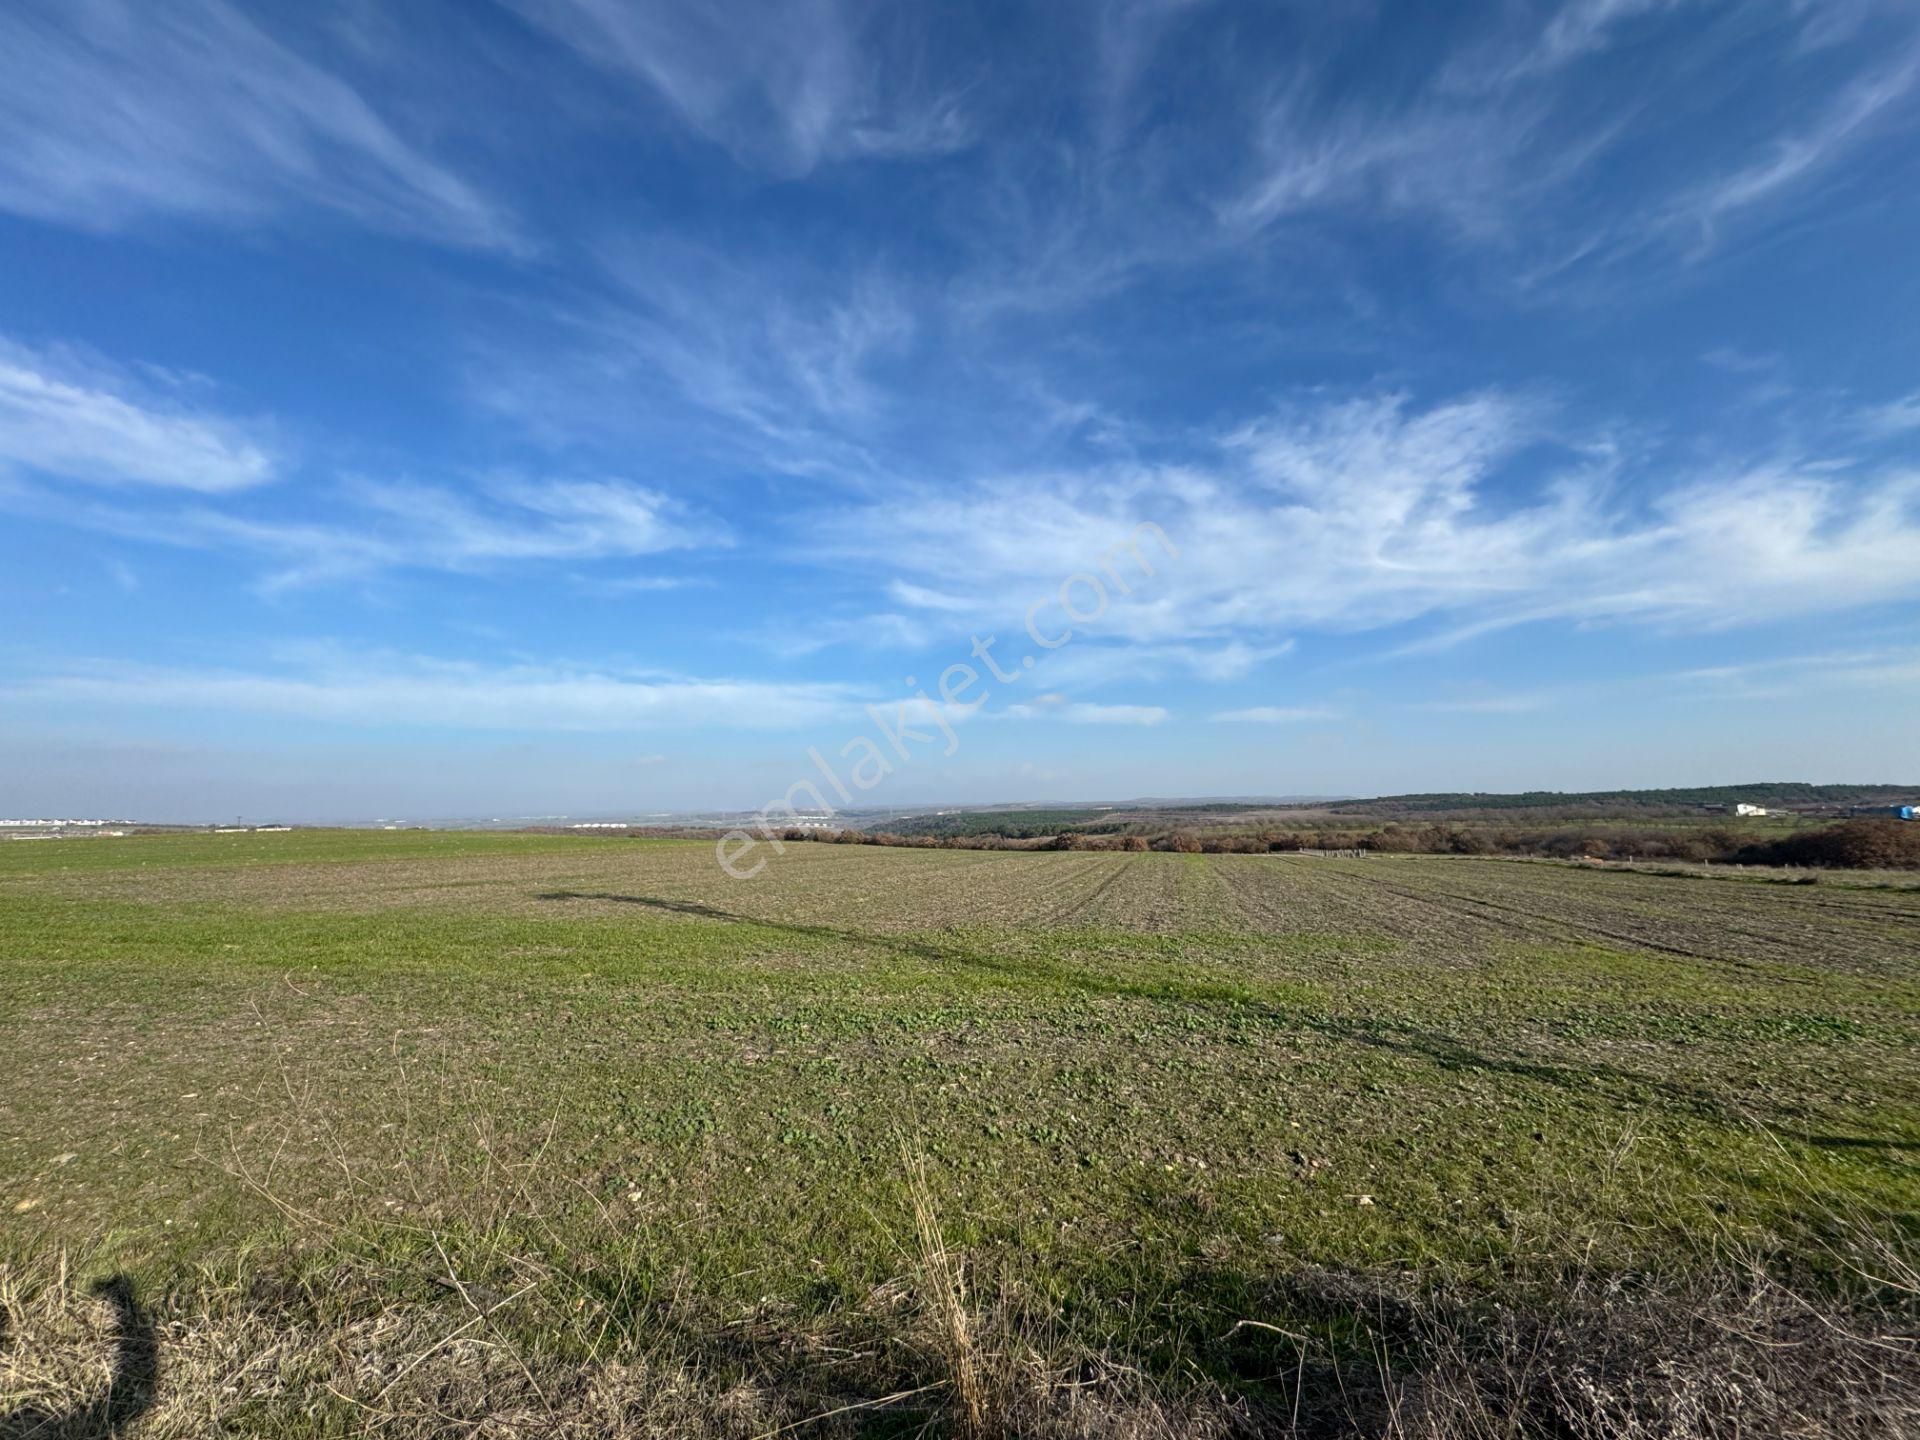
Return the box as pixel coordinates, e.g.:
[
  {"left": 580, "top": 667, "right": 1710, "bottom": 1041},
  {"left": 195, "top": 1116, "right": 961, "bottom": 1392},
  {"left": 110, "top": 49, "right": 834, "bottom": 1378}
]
[
  {"left": 880, "top": 784, "right": 1916, "bottom": 838},
  {"left": 1326, "top": 783, "right": 1916, "bottom": 815},
  {"left": 878, "top": 808, "right": 1121, "bottom": 839},
  {"left": 825, "top": 783, "right": 1920, "bottom": 870}
]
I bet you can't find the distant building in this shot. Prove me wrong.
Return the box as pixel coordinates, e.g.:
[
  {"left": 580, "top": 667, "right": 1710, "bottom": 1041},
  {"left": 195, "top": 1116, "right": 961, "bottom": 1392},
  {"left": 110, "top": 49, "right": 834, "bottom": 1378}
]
[
  {"left": 1733, "top": 803, "right": 1769, "bottom": 817},
  {"left": 1, "top": 818, "right": 127, "bottom": 838},
  {"left": 1899, "top": 806, "right": 1919, "bottom": 822}
]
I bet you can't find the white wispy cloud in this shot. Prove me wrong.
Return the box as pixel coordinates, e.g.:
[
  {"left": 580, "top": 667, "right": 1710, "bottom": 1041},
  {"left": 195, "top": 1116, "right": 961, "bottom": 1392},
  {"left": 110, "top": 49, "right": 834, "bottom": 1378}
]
[
  {"left": 1459, "top": 0, "right": 1697, "bottom": 86},
  {"left": 749, "top": 611, "right": 934, "bottom": 659},
  {"left": 505, "top": 0, "right": 972, "bottom": 175},
  {"left": 0, "top": 654, "right": 857, "bottom": 732},
  {"left": 1792, "top": 0, "right": 1888, "bottom": 53},
  {"left": 817, "top": 390, "right": 1920, "bottom": 650},
  {"left": 0, "top": 0, "right": 516, "bottom": 248},
  {"left": 19, "top": 473, "right": 728, "bottom": 590},
  {"left": 1856, "top": 392, "right": 1920, "bottom": 439},
  {"left": 478, "top": 240, "right": 911, "bottom": 486},
  {"left": 1211, "top": 706, "right": 1342, "bottom": 723},
  {"left": 1001, "top": 698, "right": 1170, "bottom": 726},
  {"left": 1010, "top": 641, "right": 1294, "bottom": 691},
  {"left": 569, "top": 573, "right": 713, "bottom": 596},
  {"left": 1669, "top": 49, "right": 1920, "bottom": 249},
  {"left": 354, "top": 477, "right": 719, "bottom": 564},
  {"left": 228, "top": 477, "right": 725, "bottom": 589},
  {"left": 1213, "top": 5, "right": 1920, "bottom": 290},
  {"left": 0, "top": 341, "right": 274, "bottom": 492},
  {"left": 1672, "top": 645, "right": 1920, "bottom": 698},
  {"left": 887, "top": 580, "right": 980, "bottom": 614},
  {"left": 1531, "top": 0, "right": 1686, "bottom": 69},
  {"left": 1221, "top": 87, "right": 1543, "bottom": 242},
  {"left": 1171, "top": 641, "right": 1296, "bottom": 682},
  {"left": 456, "top": 1, "right": 1920, "bottom": 499},
  {"left": 1414, "top": 693, "right": 1556, "bottom": 715}
]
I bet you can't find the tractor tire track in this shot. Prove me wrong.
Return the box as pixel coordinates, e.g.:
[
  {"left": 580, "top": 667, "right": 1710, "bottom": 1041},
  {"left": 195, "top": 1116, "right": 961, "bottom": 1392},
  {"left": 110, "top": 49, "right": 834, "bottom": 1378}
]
[
  {"left": 1309, "top": 863, "right": 1744, "bottom": 965},
  {"left": 1436, "top": 865, "right": 1910, "bottom": 968},
  {"left": 1044, "top": 853, "right": 1140, "bottom": 926}
]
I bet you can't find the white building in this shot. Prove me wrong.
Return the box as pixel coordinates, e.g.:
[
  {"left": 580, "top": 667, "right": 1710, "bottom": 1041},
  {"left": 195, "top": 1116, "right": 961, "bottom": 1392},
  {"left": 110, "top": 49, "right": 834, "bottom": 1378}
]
[{"left": 1733, "top": 803, "right": 1769, "bottom": 817}]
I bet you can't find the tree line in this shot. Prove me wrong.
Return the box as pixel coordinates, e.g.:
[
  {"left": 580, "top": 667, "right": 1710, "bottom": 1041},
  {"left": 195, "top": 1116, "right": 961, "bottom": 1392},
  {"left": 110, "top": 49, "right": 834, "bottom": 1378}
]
[{"left": 745, "top": 818, "right": 1920, "bottom": 869}]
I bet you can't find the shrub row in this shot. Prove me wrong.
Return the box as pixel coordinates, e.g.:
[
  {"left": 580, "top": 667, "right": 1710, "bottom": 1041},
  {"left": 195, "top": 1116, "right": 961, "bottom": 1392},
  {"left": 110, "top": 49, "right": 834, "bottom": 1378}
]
[{"left": 754, "top": 819, "right": 1920, "bottom": 869}]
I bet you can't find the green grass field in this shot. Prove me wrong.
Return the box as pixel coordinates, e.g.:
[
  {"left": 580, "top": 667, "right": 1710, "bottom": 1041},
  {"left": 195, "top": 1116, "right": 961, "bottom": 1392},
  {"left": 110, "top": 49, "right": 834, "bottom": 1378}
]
[{"left": 3, "top": 831, "right": 1917, "bottom": 1435}]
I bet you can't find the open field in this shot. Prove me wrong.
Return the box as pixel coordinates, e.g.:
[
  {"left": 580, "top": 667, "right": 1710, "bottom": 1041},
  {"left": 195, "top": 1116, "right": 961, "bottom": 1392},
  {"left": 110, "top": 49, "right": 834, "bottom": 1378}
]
[{"left": 4, "top": 831, "right": 1918, "bottom": 1436}]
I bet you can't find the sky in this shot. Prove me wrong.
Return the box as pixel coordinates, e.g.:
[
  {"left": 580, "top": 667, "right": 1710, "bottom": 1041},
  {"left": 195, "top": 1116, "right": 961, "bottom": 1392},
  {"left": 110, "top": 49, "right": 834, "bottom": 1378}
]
[{"left": 2, "top": 0, "right": 1919, "bottom": 822}]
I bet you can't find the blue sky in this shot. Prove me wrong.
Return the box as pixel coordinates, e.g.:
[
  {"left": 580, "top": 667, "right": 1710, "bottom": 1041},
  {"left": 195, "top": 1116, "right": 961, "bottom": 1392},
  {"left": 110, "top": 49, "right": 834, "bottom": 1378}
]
[{"left": 3, "top": 0, "right": 1919, "bottom": 821}]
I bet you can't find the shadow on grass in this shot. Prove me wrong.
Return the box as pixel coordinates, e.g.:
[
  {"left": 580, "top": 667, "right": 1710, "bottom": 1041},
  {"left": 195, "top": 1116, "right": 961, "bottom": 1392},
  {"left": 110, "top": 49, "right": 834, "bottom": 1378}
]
[
  {"left": 0, "top": 1276, "right": 157, "bottom": 1440},
  {"left": 1781, "top": 1130, "right": 1920, "bottom": 1154},
  {"left": 536, "top": 890, "right": 1218, "bottom": 999},
  {"left": 536, "top": 891, "right": 1754, "bottom": 1122}
]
